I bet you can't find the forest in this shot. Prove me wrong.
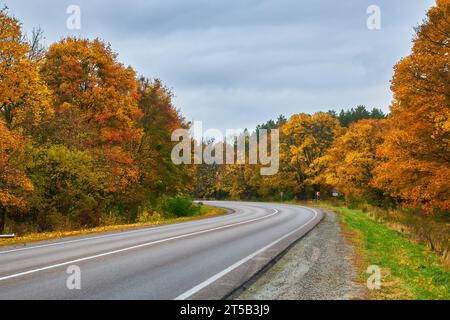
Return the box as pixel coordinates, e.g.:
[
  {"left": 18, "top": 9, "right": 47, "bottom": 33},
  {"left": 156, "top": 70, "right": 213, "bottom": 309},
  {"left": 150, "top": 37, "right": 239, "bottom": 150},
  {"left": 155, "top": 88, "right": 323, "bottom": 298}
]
[
  {"left": 0, "top": 0, "right": 449, "bottom": 258},
  {"left": 195, "top": 1, "right": 449, "bottom": 218},
  {"left": 0, "top": 7, "right": 195, "bottom": 234}
]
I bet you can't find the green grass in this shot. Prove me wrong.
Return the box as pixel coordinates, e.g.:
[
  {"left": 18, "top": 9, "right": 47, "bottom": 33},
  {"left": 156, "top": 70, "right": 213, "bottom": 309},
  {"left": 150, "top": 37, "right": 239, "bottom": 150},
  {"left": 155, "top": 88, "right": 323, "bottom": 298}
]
[{"left": 333, "top": 206, "right": 450, "bottom": 300}]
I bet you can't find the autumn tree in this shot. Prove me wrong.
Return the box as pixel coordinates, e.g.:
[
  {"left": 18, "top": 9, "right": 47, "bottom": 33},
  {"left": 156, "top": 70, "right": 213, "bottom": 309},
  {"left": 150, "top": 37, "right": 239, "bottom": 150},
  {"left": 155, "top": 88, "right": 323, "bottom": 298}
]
[
  {"left": 40, "top": 38, "right": 143, "bottom": 194},
  {"left": 0, "top": 120, "right": 32, "bottom": 233},
  {"left": 203, "top": 113, "right": 342, "bottom": 200},
  {"left": 0, "top": 8, "right": 52, "bottom": 134},
  {"left": 194, "top": 162, "right": 222, "bottom": 199},
  {"left": 213, "top": 128, "right": 277, "bottom": 200},
  {"left": 215, "top": 158, "right": 262, "bottom": 199},
  {"left": 193, "top": 138, "right": 225, "bottom": 199},
  {"left": 0, "top": 8, "right": 52, "bottom": 233},
  {"left": 373, "top": 0, "right": 450, "bottom": 212},
  {"left": 322, "top": 119, "right": 387, "bottom": 203},
  {"left": 128, "top": 78, "right": 192, "bottom": 208},
  {"left": 274, "top": 112, "right": 342, "bottom": 198}
]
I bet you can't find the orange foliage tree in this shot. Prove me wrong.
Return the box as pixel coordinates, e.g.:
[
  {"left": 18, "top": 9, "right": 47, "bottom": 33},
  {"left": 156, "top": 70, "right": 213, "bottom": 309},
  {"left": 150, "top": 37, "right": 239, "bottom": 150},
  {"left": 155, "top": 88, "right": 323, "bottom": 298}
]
[
  {"left": 0, "top": 8, "right": 52, "bottom": 232},
  {"left": 373, "top": 0, "right": 450, "bottom": 212},
  {"left": 0, "top": 120, "right": 33, "bottom": 232},
  {"left": 40, "top": 38, "right": 143, "bottom": 193}
]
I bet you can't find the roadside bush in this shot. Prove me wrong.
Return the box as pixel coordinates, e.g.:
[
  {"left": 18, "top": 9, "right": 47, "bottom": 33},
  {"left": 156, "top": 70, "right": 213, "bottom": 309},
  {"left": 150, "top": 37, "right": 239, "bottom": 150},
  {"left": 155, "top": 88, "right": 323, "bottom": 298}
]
[{"left": 161, "top": 196, "right": 200, "bottom": 217}]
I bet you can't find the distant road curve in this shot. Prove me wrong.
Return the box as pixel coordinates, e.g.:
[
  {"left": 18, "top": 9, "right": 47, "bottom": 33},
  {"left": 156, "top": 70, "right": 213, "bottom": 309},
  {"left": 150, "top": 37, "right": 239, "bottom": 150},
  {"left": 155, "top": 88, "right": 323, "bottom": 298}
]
[{"left": 0, "top": 201, "right": 323, "bottom": 300}]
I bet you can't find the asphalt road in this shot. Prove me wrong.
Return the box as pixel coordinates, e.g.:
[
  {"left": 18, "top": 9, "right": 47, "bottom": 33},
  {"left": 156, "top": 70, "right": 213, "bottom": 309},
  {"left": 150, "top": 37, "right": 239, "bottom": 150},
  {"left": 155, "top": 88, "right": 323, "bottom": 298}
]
[{"left": 0, "top": 201, "right": 323, "bottom": 300}]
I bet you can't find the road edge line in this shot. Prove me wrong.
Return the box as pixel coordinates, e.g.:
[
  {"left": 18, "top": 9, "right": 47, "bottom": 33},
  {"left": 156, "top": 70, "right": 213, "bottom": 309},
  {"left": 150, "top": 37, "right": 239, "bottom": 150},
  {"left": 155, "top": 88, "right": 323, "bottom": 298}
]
[
  {"left": 0, "top": 208, "right": 279, "bottom": 282},
  {"left": 174, "top": 206, "right": 322, "bottom": 300}
]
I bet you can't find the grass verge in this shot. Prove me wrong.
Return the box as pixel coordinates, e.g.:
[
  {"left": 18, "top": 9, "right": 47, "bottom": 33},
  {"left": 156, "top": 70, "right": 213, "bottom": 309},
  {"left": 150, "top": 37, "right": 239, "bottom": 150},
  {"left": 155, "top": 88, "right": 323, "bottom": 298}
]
[
  {"left": 331, "top": 206, "right": 449, "bottom": 300},
  {"left": 0, "top": 204, "right": 227, "bottom": 248}
]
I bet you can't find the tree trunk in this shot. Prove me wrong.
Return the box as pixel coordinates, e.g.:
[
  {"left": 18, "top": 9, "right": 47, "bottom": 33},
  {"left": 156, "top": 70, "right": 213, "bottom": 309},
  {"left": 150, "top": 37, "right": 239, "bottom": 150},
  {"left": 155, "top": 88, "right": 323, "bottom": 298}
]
[{"left": 0, "top": 205, "right": 5, "bottom": 234}]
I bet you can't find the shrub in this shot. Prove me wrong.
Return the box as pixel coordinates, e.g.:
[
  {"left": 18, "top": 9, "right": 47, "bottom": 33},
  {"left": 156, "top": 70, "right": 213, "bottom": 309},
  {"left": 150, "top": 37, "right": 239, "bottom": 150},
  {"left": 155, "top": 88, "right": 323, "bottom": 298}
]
[
  {"left": 137, "top": 208, "right": 161, "bottom": 223},
  {"left": 161, "top": 196, "right": 200, "bottom": 217},
  {"left": 100, "top": 208, "right": 126, "bottom": 226}
]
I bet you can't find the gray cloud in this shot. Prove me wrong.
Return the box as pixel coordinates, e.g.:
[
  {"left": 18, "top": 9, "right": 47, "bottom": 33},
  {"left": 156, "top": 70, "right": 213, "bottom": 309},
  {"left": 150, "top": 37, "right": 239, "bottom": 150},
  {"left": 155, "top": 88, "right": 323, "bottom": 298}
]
[{"left": 4, "top": 0, "right": 435, "bottom": 131}]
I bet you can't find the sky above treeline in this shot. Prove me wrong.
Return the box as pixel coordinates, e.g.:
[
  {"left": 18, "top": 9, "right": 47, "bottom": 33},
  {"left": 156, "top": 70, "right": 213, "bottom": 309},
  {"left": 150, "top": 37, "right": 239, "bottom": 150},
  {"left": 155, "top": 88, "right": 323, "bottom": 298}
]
[{"left": 5, "top": 0, "right": 435, "bottom": 132}]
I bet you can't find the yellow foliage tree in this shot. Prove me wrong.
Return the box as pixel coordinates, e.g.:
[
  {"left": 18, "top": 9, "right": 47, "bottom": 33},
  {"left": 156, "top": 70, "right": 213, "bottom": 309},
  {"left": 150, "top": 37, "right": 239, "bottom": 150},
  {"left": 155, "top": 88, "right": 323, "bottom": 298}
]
[
  {"left": 274, "top": 112, "right": 342, "bottom": 198},
  {"left": 0, "top": 8, "right": 52, "bottom": 232},
  {"left": 323, "top": 119, "right": 386, "bottom": 201},
  {"left": 0, "top": 8, "right": 52, "bottom": 133}
]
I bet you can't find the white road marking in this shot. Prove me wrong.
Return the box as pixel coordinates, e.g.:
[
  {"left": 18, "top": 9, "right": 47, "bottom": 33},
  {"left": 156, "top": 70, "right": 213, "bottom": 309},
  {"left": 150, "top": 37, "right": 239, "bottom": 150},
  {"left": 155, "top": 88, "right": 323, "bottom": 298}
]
[
  {"left": 0, "top": 203, "right": 241, "bottom": 255},
  {"left": 0, "top": 209, "right": 279, "bottom": 282},
  {"left": 174, "top": 206, "right": 320, "bottom": 300}
]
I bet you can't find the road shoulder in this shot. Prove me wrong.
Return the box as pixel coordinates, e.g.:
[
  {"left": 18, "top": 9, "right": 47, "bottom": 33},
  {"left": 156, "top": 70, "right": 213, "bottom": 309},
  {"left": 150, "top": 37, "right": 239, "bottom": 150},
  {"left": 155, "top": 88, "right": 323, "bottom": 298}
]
[{"left": 237, "top": 209, "right": 366, "bottom": 300}]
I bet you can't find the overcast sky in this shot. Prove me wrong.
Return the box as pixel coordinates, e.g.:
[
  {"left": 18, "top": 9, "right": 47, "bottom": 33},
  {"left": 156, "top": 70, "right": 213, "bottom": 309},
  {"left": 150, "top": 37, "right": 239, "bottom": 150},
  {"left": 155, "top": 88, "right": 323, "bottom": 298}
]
[{"left": 4, "top": 0, "right": 435, "bottom": 132}]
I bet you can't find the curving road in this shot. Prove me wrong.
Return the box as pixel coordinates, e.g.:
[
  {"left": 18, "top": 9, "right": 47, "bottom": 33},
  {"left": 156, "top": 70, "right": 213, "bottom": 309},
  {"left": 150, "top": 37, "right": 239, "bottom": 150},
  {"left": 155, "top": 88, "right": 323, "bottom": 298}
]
[{"left": 0, "top": 201, "right": 323, "bottom": 300}]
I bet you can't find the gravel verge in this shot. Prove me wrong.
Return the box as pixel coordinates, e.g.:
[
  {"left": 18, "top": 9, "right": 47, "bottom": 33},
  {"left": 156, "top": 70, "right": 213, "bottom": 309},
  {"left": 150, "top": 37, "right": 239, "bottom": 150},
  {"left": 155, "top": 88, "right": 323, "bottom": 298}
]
[{"left": 237, "top": 209, "right": 366, "bottom": 300}]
